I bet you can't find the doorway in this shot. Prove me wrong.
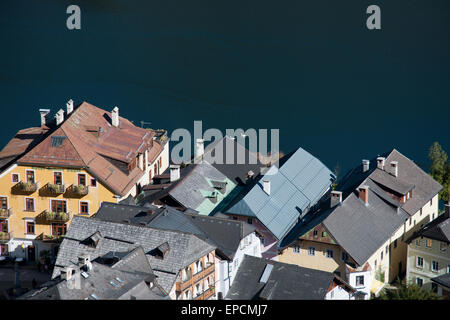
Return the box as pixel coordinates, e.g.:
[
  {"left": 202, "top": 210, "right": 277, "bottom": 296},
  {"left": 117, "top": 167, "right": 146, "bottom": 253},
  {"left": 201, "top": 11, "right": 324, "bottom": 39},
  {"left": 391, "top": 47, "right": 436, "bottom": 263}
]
[{"left": 27, "top": 245, "right": 36, "bottom": 262}]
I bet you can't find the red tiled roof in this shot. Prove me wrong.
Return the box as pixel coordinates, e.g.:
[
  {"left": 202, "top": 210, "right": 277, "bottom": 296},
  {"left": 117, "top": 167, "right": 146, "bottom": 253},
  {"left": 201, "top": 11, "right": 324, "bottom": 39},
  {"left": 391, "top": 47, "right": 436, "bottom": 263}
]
[{"left": 16, "top": 102, "right": 163, "bottom": 196}]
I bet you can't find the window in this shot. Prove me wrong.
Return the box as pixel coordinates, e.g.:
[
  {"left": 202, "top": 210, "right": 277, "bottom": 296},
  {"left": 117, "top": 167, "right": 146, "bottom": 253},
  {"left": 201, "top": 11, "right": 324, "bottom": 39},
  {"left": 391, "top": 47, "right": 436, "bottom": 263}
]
[
  {"left": 432, "top": 283, "right": 438, "bottom": 293},
  {"left": 409, "top": 218, "right": 412, "bottom": 226},
  {"left": 416, "top": 277, "right": 423, "bottom": 287},
  {"left": 430, "top": 199, "right": 433, "bottom": 206},
  {"left": 80, "top": 201, "right": 89, "bottom": 215},
  {"left": 313, "top": 230, "right": 318, "bottom": 237},
  {"left": 232, "top": 216, "right": 237, "bottom": 220},
  {"left": 374, "top": 259, "right": 377, "bottom": 269},
  {"left": 416, "top": 239, "right": 421, "bottom": 246},
  {"left": 0, "top": 244, "right": 8, "bottom": 256},
  {"left": 356, "top": 276, "right": 364, "bottom": 286},
  {"left": 381, "top": 251, "right": 383, "bottom": 261},
  {"left": 386, "top": 245, "right": 389, "bottom": 254},
  {"left": 440, "top": 242, "right": 447, "bottom": 252},
  {"left": 26, "top": 222, "right": 35, "bottom": 235},
  {"left": 447, "top": 265, "right": 450, "bottom": 274},
  {"left": 341, "top": 252, "right": 349, "bottom": 261},
  {"left": 393, "top": 239, "right": 397, "bottom": 249},
  {"left": 322, "top": 231, "right": 327, "bottom": 237},
  {"left": 426, "top": 239, "right": 432, "bottom": 248},
  {"left": 90, "top": 178, "right": 97, "bottom": 187},
  {"left": 431, "top": 261, "right": 439, "bottom": 272},
  {"left": 25, "top": 198, "right": 35, "bottom": 212},
  {"left": 432, "top": 214, "right": 435, "bottom": 220},
  {"left": 26, "top": 170, "right": 35, "bottom": 183},
  {"left": 51, "top": 200, "right": 67, "bottom": 213},
  {"left": 78, "top": 174, "right": 86, "bottom": 186},
  {"left": 416, "top": 256, "right": 423, "bottom": 268},
  {"left": 52, "top": 223, "right": 67, "bottom": 236},
  {"left": 420, "top": 208, "right": 422, "bottom": 216},
  {"left": 53, "top": 172, "right": 62, "bottom": 185},
  {"left": 0, "top": 220, "right": 8, "bottom": 233},
  {"left": 247, "top": 218, "right": 252, "bottom": 224},
  {"left": 308, "top": 247, "right": 315, "bottom": 256},
  {"left": 0, "top": 197, "right": 7, "bottom": 210},
  {"left": 260, "top": 237, "right": 265, "bottom": 245},
  {"left": 326, "top": 249, "right": 333, "bottom": 258},
  {"left": 11, "top": 174, "right": 19, "bottom": 183},
  {"left": 293, "top": 246, "right": 301, "bottom": 253}
]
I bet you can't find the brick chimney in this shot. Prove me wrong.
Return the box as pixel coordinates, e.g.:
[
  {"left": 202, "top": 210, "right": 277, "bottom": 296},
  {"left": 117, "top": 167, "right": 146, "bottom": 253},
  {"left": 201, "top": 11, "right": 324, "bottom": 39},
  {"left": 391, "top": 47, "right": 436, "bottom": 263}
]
[
  {"left": 55, "top": 109, "right": 64, "bottom": 126},
  {"left": 377, "top": 157, "right": 385, "bottom": 170},
  {"left": 390, "top": 161, "right": 398, "bottom": 177},
  {"left": 330, "top": 191, "right": 343, "bottom": 207},
  {"left": 362, "top": 160, "right": 370, "bottom": 173},
  {"left": 66, "top": 99, "right": 74, "bottom": 115},
  {"left": 358, "top": 185, "right": 369, "bottom": 204},
  {"left": 39, "top": 109, "right": 50, "bottom": 127},
  {"left": 111, "top": 107, "right": 119, "bottom": 127}
]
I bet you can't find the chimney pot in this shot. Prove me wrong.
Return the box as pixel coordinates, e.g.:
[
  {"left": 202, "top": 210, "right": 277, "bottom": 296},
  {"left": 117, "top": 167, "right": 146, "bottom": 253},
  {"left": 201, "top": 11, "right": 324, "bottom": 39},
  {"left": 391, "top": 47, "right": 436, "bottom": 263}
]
[
  {"left": 263, "top": 180, "right": 271, "bottom": 195},
  {"left": 358, "top": 185, "right": 369, "bottom": 205},
  {"left": 390, "top": 161, "right": 398, "bottom": 177},
  {"left": 362, "top": 159, "right": 370, "bottom": 173},
  {"left": 111, "top": 107, "right": 119, "bottom": 127},
  {"left": 55, "top": 109, "right": 65, "bottom": 126},
  {"left": 39, "top": 109, "right": 51, "bottom": 127},
  {"left": 66, "top": 99, "right": 74, "bottom": 115},
  {"left": 170, "top": 164, "right": 180, "bottom": 182},
  {"left": 330, "top": 191, "right": 343, "bottom": 207},
  {"left": 194, "top": 138, "right": 204, "bottom": 159},
  {"left": 377, "top": 157, "right": 386, "bottom": 170}
]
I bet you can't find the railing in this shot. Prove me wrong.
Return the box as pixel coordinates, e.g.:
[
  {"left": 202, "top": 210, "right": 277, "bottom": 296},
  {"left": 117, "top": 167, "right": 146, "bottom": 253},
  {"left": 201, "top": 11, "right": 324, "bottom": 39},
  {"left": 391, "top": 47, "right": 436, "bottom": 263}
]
[
  {"left": 44, "top": 210, "right": 72, "bottom": 222},
  {"left": 176, "top": 263, "right": 215, "bottom": 293},
  {"left": 17, "top": 181, "right": 39, "bottom": 192},
  {"left": 35, "top": 233, "right": 65, "bottom": 242},
  {"left": 46, "top": 183, "right": 66, "bottom": 194},
  {"left": 0, "top": 208, "right": 12, "bottom": 219},
  {"left": 0, "top": 231, "right": 12, "bottom": 242},
  {"left": 194, "top": 287, "right": 215, "bottom": 300},
  {"left": 71, "top": 184, "right": 89, "bottom": 196}
]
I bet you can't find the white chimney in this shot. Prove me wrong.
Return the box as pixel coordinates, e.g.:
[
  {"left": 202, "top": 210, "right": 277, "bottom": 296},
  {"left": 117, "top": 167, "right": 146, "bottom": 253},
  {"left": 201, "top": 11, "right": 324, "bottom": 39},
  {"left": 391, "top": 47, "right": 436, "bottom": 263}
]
[
  {"left": 60, "top": 266, "right": 75, "bottom": 280},
  {"left": 170, "top": 165, "right": 180, "bottom": 182},
  {"left": 55, "top": 108, "right": 65, "bottom": 126},
  {"left": 66, "top": 99, "right": 74, "bottom": 115},
  {"left": 111, "top": 106, "right": 119, "bottom": 127},
  {"left": 78, "top": 254, "right": 92, "bottom": 272},
  {"left": 390, "top": 161, "right": 398, "bottom": 177},
  {"left": 362, "top": 159, "right": 370, "bottom": 173},
  {"left": 138, "top": 153, "right": 144, "bottom": 170},
  {"left": 263, "top": 180, "right": 271, "bottom": 195},
  {"left": 330, "top": 191, "right": 343, "bottom": 207},
  {"left": 377, "top": 157, "right": 385, "bottom": 170},
  {"left": 195, "top": 138, "right": 204, "bottom": 159},
  {"left": 39, "top": 109, "right": 50, "bottom": 127}
]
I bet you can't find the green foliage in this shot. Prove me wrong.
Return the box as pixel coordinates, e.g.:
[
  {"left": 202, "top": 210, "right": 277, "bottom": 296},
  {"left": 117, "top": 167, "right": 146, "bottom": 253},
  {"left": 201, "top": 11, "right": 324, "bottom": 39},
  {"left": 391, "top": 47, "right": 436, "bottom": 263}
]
[
  {"left": 378, "top": 280, "right": 441, "bottom": 300},
  {"left": 428, "top": 142, "right": 450, "bottom": 202}
]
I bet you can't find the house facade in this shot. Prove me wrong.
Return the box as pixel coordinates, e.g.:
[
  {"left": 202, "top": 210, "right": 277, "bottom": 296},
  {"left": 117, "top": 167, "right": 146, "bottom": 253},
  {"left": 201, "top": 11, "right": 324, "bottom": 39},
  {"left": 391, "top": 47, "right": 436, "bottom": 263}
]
[
  {"left": 0, "top": 100, "right": 168, "bottom": 261},
  {"left": 406, "top": 210, "right": 450, "bottom": 292},
  {"left": 278, "top": 150, "right": 442, "bottom": 299}
]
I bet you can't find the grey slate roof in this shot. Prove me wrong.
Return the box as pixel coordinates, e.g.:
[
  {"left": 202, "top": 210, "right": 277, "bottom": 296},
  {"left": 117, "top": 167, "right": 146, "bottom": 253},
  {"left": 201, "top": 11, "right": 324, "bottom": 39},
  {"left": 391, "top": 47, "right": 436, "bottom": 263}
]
[
  {"left": 226, "top": 255, "right": 348, "bottom": 300},
  {"left": 94, "top": 202, "right": 256, "bottom": 260},
  {"left": 52, "top": 215, "right": 216, "bottom": 293},
  {"left": 225, "top": 147, "right": 335, "bottom": 240},
  {"left": 20, "top": 247, "right": 168, "bottom": 300},
  {"left": 431, "top": 272, "right": 450, "bottom": 289},
  {"left": 406, "top": 212, "right": 450, "bottom": 244}
]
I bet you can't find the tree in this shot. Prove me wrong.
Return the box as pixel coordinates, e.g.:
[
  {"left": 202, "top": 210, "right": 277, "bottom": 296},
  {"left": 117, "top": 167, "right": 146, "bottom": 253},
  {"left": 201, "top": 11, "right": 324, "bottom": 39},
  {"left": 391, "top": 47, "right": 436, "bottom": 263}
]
[
  {"left": 428, "top": 142, "right": 450, "bottom": 205},
  {"left": 378, "top": 280, "right": 441, "bottom": 300}
]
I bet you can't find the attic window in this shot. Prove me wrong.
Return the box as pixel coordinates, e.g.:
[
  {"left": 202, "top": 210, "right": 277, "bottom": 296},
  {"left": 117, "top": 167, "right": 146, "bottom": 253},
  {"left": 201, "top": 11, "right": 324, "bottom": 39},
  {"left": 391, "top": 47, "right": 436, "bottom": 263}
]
[
  {"left": 154, "top": 242, "right": 170, "bottom": 259},
  {"left": 211, "top": 180, "right": 227, "bottom": 193},
  {"left": 51, "top": 136, "right": 67, "bottom": 147},
  {"left": 85, "top": 231, "right": 102, "bottom": 248}
]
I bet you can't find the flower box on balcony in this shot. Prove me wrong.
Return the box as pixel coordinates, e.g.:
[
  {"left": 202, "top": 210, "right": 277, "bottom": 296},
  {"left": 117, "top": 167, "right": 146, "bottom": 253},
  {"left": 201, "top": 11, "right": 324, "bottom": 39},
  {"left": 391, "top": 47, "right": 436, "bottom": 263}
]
[
  {"left": 47, "top": 183, "right": 66, "bottom": 194},
  {"left": 18, "top": 181, "right": 38, "bottom": 192},
  {"left": 72, "top": 184, "right": 89, "bottom": 196},
  {"left": 45, "top": 211, "right": 70, "bottom": 222},
  {"left": 0, "top": 208, "right": 12, "bottom": 219},
  {"left": 0, "top": 232, "right": 11, "bottom": 242}
]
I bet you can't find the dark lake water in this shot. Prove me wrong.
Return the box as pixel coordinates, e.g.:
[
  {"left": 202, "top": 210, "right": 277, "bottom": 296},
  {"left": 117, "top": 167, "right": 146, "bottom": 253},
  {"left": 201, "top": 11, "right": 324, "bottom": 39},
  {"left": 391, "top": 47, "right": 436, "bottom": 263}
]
[{"left": 1, "top": 0, "right": 449, "bottom": 175}]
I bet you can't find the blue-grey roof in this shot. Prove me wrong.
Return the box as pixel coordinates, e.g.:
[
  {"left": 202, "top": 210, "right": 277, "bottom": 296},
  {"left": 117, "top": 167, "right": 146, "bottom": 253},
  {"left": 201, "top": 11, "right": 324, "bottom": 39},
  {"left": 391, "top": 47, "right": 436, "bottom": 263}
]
[{"left": 226, "top": 147, "right": 335, "bottom": 240}]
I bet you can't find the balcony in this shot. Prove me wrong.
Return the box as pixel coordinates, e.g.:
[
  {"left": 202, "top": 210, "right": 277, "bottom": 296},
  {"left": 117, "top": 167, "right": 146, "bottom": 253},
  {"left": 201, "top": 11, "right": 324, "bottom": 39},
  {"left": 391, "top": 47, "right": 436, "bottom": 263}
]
[
  {"left": 44, "top": 211, "right": 72, "bottom": 223},
  {"left": 194, "top": 287, "right": 215, "bottom": 300},
  {"left": 46, "top": 183, "right": 66, "bottom": 195},
  {"left": 176, "top": 262, "right": 215, "bottom": 293},
  {"left": 0, "top": 231, "right": 12, "bottom": 243},
  {"left": 70, "top": 184, "right": 89, "bottom": 197},
  {"left": 35, "top": 233, "right": 65, "bottom": 243},
  {"left": 16, "top": 181, "right": 39, "bottom": 193},
  {"left": 0, "top": 208, "right": 12, "bottom": 219}
]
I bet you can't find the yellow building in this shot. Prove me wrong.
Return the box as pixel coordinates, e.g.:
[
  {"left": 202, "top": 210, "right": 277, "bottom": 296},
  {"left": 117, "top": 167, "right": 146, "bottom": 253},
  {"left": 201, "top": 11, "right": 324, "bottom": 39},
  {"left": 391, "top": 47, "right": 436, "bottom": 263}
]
[{"left": 0, "top": 100, "right": 169, "bottom": 261}]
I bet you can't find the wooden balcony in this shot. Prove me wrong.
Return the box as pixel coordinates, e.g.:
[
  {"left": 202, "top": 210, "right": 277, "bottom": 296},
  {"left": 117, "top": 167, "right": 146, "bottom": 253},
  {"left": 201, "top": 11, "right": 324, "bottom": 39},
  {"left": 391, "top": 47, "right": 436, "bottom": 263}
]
[
  {"left": 194, "top": 287, "right": 215, "bottom": 300},
  {"left": 70, "top": 184, "right": 89, "bottom": 196},
  {"left": 176, "top": 262, "right": 215, "bottom": 293},
  {"left": 44, "top": 211, "right": 72, "bottom": 222},
  {"left": 16, "top": 181, "right": 39, "bottom": 193},
  {"left": 0, "top": 231, "right": 12, "bottom": 243},
  {"left": 46, "top": 183, "right": 66, "bottom": 195},
  {"left": 0, "top": 208, "right": 12, "bottom": 219},
  {"left": 35, "top": 233, "right": 65, "bottom": 243}
]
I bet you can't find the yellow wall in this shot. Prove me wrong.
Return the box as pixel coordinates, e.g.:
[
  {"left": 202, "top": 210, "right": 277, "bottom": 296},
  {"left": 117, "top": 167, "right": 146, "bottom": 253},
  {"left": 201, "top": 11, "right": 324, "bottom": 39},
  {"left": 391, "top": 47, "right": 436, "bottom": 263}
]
[{"left": 0, "top": 164, "right": 116, "bottom": 242}]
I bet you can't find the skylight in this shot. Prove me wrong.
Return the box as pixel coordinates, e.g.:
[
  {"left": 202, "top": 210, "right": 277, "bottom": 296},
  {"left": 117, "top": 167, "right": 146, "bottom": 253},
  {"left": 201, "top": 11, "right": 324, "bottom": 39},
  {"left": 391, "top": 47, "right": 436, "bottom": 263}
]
[
  {"left": 115, "top": 277, "right": 124, "bottom": 283},
  {"left": 109, "top": 280, "right": 119, "bottom": 288},
  {"left": 90, "top": 293, "right": 99, "bottom": 300},
  {"left": 51, "top": 136, "right": 67, "bottom": 147}
]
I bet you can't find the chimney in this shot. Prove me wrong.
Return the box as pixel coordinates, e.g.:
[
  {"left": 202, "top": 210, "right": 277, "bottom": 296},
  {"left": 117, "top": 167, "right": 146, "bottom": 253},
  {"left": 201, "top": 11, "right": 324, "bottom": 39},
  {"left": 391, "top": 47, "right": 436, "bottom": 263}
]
[
  {"left": 78, "top": 254, "right": 92, "bottom": 272},
  {"left": 138, "top": 153, "right": 144, "bottom": 170},
  {"left": 362, "top": 159, "right": 370, "bottom": 173},
  {"left": 39, "top": 109, "right": 51, "bottom": 127},
  {"left": 170, "top": 164, "right": 180, "bottom": 182},
  {"left": 111, "top": 107, "right": 119, "bottom": 127},
  {"left": 55, "top": 108, "right": 64, "bottom": 126},
  {"left": 263, "top": 180, "right": 271, "bottom": 195},
  {"left": 60, "top": 266, "right": 75, "bottom": 280},
  {"left": 377, "top": 157, "right": 385, "bottom": 170},
  {"left": 66, "top": 99, "right": 74, "bottom": 115},
  {"left": 358, "top": 185, "right": 369, "bottom": 205},
  {"left": 390, "top": 161, "right": 398, "bottom": 177},
  {"left": 194, "top": 138, "right": 204, "bottom": 159},
  {"left": 330, "top": 191, "right": 343, "bottom": 207}
]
